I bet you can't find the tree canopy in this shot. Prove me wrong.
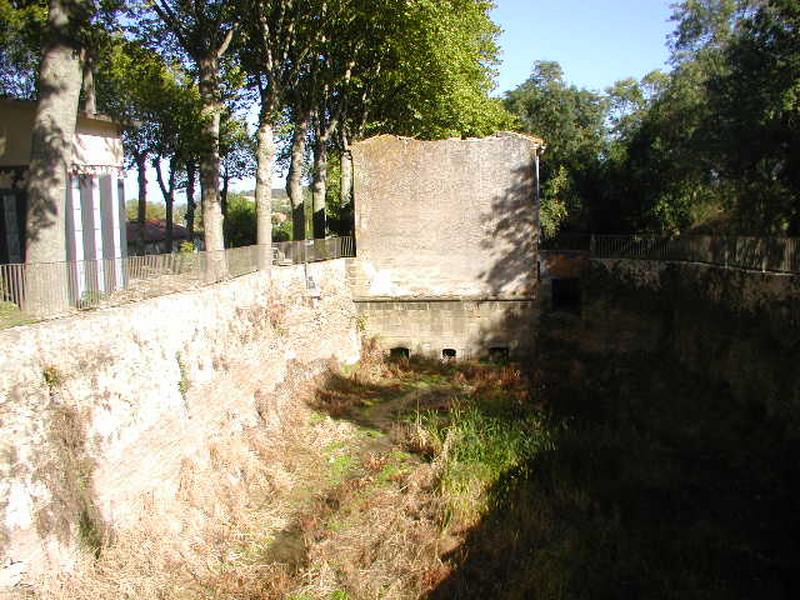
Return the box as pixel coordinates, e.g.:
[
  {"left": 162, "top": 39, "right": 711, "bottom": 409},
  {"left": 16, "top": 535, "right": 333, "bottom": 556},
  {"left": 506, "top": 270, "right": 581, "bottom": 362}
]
[{"left": 505, "top": 0, "right": 800, "bottom": 236}]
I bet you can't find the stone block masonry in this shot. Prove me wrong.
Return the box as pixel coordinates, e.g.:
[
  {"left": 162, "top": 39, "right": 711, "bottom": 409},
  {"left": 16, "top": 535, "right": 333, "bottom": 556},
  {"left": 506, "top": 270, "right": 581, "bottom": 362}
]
[
  {"left": 355, "top": 299, "right": 538, "bottom": 361},
  {"left": 0, "top": 260, "right": 360, "bottom": 588},
  {"left": 351, "top": 133, "right": 543, "bottom": 299},
  {"left": 587, "top": 258, "right": 800, "bottom": 416},
  {"left": 350, "top": 134, "right": 544, "bottom": 359}
]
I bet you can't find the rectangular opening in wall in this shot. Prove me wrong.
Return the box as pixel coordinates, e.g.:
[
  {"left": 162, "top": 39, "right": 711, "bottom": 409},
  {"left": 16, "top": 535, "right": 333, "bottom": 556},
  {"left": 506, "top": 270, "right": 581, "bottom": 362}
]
[
  {"left": 389, "top": 347, "right": 410, "bottom": 360},
  {"left": 552, "top": 278, "right": 582, "bottom": 312}
]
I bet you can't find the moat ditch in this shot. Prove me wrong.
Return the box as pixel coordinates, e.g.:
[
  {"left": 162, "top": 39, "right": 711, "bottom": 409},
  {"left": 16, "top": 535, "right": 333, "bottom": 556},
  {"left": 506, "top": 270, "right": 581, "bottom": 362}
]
[
  {"left": 29, "top": 285, "right": 800, "bottom": 600},
  {"left": 303, "top": 296, "right": 799, "bottom": 599},
  {"left": 218, "top": 305, "right": 799, "bottom": 599}
]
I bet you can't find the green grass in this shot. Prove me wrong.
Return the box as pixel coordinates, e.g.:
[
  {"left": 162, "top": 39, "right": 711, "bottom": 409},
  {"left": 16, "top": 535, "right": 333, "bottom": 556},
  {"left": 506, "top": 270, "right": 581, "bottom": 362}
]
[
  {"left": 413, "top": 396, "right": 552, "bottom": 524},
  {"left": 328, "top": 451, "right": 357, "bottom": 485},
  {"left": 0, "top": 300, "right": 32, "bottom": 329},
  {"left": 429, "top": 314, "right": 800, "bottom": 599}
]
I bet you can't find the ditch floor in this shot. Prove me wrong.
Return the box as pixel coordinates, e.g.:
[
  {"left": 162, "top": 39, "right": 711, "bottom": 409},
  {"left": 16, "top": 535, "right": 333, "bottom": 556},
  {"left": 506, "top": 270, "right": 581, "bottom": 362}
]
[{"left": 23, "top": 312, "right": 800, "bottom": 599}]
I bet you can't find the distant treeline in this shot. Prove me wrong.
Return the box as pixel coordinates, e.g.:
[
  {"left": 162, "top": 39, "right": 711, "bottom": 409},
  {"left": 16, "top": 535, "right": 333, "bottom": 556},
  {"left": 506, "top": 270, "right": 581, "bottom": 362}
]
[{"left": 506, "top": 0, "right": 800, "bottom": 237}]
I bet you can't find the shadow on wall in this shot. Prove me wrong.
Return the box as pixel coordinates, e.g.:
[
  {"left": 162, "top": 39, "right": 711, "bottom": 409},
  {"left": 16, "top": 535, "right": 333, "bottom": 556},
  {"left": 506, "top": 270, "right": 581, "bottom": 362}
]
[
  {"left": 23, "top": 73, "right": 75, "bottom": 253},
  {"left": 479, "top": 162, "right": 538, "bottom": 298}
]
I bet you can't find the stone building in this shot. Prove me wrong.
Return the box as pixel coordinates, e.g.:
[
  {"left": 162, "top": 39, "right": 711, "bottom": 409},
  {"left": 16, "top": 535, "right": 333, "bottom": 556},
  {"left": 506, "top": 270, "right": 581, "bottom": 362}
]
[
  {"left": 350, "top": 132, "right": 545, "bottom": 359},
  {"left": 0, "top": 98, "right": 128, "bottom": 297}
]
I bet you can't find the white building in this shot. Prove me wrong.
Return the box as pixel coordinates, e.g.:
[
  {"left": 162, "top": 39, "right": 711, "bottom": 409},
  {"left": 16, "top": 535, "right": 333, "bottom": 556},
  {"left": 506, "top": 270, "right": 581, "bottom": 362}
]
[{"left": 0, "top": 98, "right": 128, "bottom": 299}]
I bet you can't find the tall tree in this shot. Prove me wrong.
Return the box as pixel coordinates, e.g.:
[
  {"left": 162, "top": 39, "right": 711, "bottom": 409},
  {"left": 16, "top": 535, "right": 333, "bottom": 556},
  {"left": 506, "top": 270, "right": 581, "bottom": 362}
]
[
  {"left": 238, "top": 0, "right": 326, "bottom": 259},
  {"left": 0, "top": 0, "right": 48, "bottom": 99},
  {"left": 96, "top": 38, "right": 201, "bottom": 254},
  {"left": 24, "top": 0, "right": 91, "bottom": 314},
  {"left": 708, "top": 0, "right": 800, "bottom": 233},
  {"left": 299, "top": 0, "right": 514, "bottom": 238},
  {"left": 219, "top": 110, "right": 255, "bottom": 219},
  {"left": 150, "top": 0, "right": 237, "bottom": 279},
  {"left": 505, "top": 61, "right": 606, "bottom": 235},
  {"left": 285, "top": 105, "right": 310, "bottom": 239}
]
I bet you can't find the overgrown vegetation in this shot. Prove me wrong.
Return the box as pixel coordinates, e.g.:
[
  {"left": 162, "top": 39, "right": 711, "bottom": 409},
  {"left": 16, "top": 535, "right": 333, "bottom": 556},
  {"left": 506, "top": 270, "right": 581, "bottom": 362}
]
[
  {"left": 431, "top": 311, "right": 800, "bottom": 599},
  {"left": 33, "top": 403, "right": 104, "bottom": 559},
  {"left": 24, "top": 324, "right": 800, "bottom": 598}
]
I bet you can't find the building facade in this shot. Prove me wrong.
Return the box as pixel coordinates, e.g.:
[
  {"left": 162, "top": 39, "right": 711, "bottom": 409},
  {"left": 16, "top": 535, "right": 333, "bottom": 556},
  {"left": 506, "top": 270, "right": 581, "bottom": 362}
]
[
  {"left": 350, "top": 132, "right": 545, "bottom": 359},
  {"left": 0, "top": 99, "right": 128, "bottom": 299}
]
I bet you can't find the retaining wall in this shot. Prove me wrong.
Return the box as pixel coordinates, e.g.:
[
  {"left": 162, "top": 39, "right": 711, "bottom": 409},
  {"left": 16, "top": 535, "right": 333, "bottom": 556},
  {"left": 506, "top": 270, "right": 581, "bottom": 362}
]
[
  {"left": 587, "top": 259, "right": 800, "bottom": 414},
  {"left": 0, "top": 260, "right": 360, "bottom": 588},
  {"left": 355, "top": 298, "right": 538, "bottom": 360}
]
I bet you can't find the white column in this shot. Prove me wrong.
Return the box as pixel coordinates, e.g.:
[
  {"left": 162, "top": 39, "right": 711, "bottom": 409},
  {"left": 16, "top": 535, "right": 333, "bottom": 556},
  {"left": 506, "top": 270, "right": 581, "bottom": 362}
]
[
  {"left": 91, "top": 175, "right": 105, "bottom": 293},
  {"left": 71, "top": 176, "right": 86, "bottom": 299},
  {"left": 109, "top": 173, "right": 124, "bottom": 288}
]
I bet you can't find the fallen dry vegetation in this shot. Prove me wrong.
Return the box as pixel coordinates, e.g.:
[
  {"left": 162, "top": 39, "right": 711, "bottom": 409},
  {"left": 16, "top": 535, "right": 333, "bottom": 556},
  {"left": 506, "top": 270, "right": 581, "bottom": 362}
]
[{"left": 15, "top": 343, "right": 543, "bottom": 600}]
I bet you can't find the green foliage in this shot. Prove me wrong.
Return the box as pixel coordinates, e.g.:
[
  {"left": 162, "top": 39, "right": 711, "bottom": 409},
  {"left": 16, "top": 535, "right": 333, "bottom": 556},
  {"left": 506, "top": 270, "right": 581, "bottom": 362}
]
[
  {"left": 506, "top": 1, "right": 800, "bottom": 235},
  {"left": 220, "top": 111, "right": 256, "bottom": 184},
  {"left": 0, "top": 300, "right": 30, "bottom": 330},
  {"left": 324, "top": 152, "right": 354, "bottom": 237},
  {"left": 222, "top": 193, "right": 256, "bottom": 248},
  {"left": 613, "top": 0, "right": 800, "bottom": 234},
  {"left": 42, "top": 365, "right": 64, "bottom": 392},
  {"left": 176, "top": 354, "right": 189, "bottom": 400},
  {"left": 505, "top": 61, "right": 607, "bottom": 235},
  {"left": 125, "top": 199, "right": 166, "bottom": 222},
  {"left": 412, "top": 375, "right": 552, "bottom": 522},
  {"left": 365, "top": 0, "right": 515, "bottom": 139},
  {"left": 0, "top": 0, "right": 47, "bottom": 99},
  {"left": 272, "top": 219, "right": 292, "bottom": 243},
  {"left": 706, "top": 0, "right": 800, "bottom": 233},
  {"left": 221, "top": 192, "right": 295, "bottom": 245},
  {"left": 96, "top": 37, "right": 204, "bottom": 170},
  {"left": 539, "top": 166, "right": 573, "bottom": 238}
]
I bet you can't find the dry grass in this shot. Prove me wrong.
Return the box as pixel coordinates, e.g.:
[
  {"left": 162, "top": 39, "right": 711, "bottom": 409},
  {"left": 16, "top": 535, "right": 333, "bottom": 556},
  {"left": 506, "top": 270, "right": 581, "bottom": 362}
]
[
  {"left": 16, "top": 347, "right": 539, "bottom": 600},
  {"left": 22, "top": 382, "right": 363, "bottom": 600}
]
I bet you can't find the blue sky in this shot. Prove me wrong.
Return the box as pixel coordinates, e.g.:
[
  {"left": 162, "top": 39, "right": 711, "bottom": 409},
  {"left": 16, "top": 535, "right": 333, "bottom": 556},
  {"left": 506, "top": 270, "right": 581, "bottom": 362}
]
[{"left": 491, "top": 0, "right": 675, "bottom": 95}]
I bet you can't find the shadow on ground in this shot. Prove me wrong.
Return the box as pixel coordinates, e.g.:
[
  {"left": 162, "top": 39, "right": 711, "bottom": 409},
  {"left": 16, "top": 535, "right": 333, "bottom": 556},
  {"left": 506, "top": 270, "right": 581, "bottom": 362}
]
[{"left": 426, "top": 310, "right": 800, "bottom": 600}]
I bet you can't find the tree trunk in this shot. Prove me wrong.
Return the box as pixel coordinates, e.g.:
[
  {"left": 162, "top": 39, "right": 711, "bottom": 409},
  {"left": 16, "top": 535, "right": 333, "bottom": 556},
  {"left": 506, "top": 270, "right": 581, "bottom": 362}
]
[
  {"left": 287, "top": 112, "right": 309, "bottom": 240},
  {"left": 136, "top": 154, "right": 147, "bottom": 255},
  {"left": 340, "top": 131, "right": 353, "bottom": 207},
  {"left": 255, "top": 110, "right": 274, "bottom": 271},
  {"left": 186, "top": 160, "right": 196, "bottom": 240},
  {"left": 24, "top": 0, "right": 85, "bottom": 316},
  {"left": 81, "top": 52, "right": 96, "bottom": 115},
  {"left": 153, "top": 157, "right": 176, "bottom": 252},
  {"left": 311, "top": 134, "right": 327, "bottom": 239},
  {"left": 198, "top": 54, "right": 226, "bottom": 280},
  {"left": 221, "top": 170, "right": 229, "bottom": 218}
]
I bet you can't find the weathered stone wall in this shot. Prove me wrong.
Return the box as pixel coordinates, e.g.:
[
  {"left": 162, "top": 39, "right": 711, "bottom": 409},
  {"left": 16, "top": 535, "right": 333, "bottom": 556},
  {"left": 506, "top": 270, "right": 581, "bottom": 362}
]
[
  {"left": 351, "top": 133, "right": 542, "bottom": 299},
  {"left": 587, "top": 259, "right": 800, "bottom": 413},
  {"left": 0, "top": 261, "right": 360, "bottom": 588},
  {"left": 355, "top": 299, "right": 538, "bottom": 360}
]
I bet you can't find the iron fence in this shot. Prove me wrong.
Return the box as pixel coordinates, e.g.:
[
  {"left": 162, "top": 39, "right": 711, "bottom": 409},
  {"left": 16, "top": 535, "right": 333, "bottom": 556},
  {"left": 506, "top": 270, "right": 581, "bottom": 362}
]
[
  {"left": 542, "top": 233, "right": 800, "bottom": 274},
  {"left": 0, "top": 236, "right": 355, "bottom": 327}
]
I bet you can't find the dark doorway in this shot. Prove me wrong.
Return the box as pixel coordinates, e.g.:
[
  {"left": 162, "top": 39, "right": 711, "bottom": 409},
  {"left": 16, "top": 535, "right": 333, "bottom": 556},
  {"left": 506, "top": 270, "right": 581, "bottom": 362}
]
[{"left": 552, "top": 278, "right": 582, "bottom": 312}]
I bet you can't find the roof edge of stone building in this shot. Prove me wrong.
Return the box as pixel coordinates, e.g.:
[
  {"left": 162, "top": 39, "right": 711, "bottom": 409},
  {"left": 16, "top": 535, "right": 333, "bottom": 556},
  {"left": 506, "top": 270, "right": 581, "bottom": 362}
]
[
  {"left": 0, "top": 96, "right": 121, "bottom": 127},
  {"left": 353, "top": 131, "right": 545, "bottom": 148}
]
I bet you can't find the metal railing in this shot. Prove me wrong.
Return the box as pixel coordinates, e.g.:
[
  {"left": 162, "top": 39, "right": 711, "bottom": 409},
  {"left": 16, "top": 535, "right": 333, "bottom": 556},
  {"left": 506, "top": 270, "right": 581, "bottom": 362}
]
[
  {"left": 544, "top": 233, "right": 799, "bottom": 274},
  {"left": 0, "top": 236, "right": 355, "bottom": 327}
]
